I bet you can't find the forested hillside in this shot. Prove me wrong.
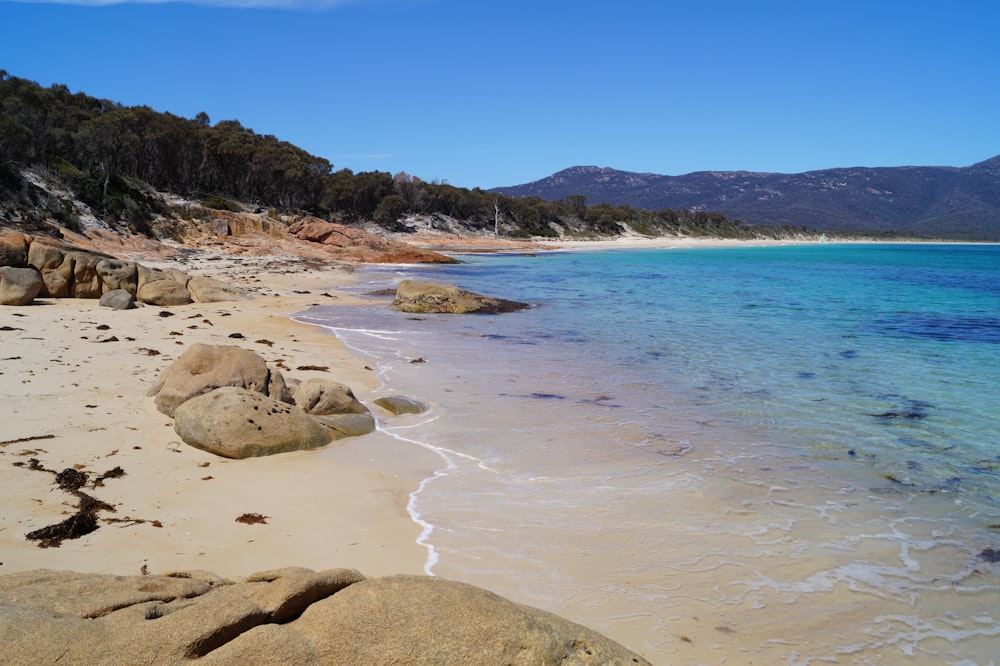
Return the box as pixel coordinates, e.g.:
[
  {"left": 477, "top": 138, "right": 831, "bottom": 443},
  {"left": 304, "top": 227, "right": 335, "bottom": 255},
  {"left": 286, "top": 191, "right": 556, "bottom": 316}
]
[
  {"left": 492, "top": 159, "right": 1000, "bottom": 240},
  {"left": 1, "top": 73, "right": 812, "bottom": 241}
]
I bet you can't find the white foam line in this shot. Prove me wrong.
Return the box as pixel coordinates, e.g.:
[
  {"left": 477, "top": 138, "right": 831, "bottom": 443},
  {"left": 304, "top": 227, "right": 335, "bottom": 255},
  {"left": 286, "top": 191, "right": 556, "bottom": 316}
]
[
  {"left": 376, "top": 423, "right": 454, "bottom": 576},
  {"left": 290, "top": 310, "right": 491, "bottom": 575},
  {"left": 293, "top": 318, "right": 404, "bottom": 342}
]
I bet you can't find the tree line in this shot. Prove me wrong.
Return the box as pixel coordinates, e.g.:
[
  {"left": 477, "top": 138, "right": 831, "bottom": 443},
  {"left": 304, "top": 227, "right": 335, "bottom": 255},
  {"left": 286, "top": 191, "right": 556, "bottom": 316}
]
[{"left": 1, "top": 72, "right": 808, "bottom": 240}]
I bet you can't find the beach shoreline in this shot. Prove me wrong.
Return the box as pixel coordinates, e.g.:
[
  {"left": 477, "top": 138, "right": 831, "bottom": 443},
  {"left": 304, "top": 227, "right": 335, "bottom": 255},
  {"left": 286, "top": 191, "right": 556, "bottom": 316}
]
[{"left": 0, "top": 252, "right": 439, "bottom": 580}]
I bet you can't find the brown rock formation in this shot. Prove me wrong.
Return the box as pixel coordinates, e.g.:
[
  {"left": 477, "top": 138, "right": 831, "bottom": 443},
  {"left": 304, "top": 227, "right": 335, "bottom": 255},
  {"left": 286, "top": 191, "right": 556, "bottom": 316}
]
[
  {"left": 394, "top": 278, "right": 531, "bottom": 314},
  {"left": 0, "top": 266, "right": 43, "bottom": 305},
  {"left": 147, "top": 344, "right": 292, "bottom": 418},
  {"left": 0, "top": 568, "right": 651, "bottom": 665},
  {"left": 0, "top": 231, "right": 30, "bottom": 267},
  {"left": 0, "top": 233, "right": 246, "bottom": 305},
  {"left": 288, "top": 218, "right": 459, "bottom": 264},
  {"left": 173, "top": 387, "right": 333, "bottom": 459},
  {"left": 292, "top": 378, "right": 369, "bottom": 416}
]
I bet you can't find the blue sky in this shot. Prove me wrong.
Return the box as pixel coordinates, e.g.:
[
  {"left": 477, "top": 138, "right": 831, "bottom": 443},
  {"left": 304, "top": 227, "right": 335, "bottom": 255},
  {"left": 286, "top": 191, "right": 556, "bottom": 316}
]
[{"left": 2, "top": 0, "right": 998, "bottom": 189}]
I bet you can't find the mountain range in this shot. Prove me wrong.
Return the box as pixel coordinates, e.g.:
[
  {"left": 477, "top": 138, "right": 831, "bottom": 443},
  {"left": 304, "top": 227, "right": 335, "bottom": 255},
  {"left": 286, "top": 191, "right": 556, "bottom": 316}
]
[{"left": 491, "top": 156, "right": 1000, "bottom": 240}]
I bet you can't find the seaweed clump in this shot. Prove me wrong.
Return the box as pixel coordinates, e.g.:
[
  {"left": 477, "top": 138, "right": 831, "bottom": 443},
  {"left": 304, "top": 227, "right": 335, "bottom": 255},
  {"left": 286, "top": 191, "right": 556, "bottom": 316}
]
[
  {"left": 22, "top": 458, "right": 124, "bottom": 548},
  {"left": 980, "top": 548, "right": 1000, "bottom": 563}
]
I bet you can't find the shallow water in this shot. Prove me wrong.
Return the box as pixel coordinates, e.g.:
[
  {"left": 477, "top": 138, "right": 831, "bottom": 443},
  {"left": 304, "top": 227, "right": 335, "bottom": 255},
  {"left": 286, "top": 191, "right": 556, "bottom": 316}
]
[{"left": 297, "top": 244, "right": 1000, "bottom": 664}]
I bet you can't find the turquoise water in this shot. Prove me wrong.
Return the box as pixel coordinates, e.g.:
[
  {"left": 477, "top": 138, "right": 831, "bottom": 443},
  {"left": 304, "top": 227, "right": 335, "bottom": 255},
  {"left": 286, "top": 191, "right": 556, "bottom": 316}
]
[{"left": 298, "top": 243, "right": 1000, "bottom": 664}]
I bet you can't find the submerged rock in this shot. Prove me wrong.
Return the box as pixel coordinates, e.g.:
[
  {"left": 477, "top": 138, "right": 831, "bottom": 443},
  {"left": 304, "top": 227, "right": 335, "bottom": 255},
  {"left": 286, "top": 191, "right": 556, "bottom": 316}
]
[
  {"left": 374, "top": 395, "right": 427, "bottom": 415},
  {"left": 393, "top": 279, "right": 530, "bottom": 314}
]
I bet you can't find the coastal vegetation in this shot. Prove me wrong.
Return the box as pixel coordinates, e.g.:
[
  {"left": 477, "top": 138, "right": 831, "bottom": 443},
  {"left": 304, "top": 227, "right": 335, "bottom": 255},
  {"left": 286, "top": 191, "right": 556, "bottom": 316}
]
[{"left": 1, "top": 73, "right": 811, "bottom": 241}]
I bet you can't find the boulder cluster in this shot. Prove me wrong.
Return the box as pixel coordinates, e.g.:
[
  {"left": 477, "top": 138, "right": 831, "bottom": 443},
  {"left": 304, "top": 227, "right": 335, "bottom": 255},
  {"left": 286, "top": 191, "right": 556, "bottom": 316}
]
[
  {"left": 0, "top": 231, "right": 245, "bottom": 307},
  {"left": 0, "top": 567, "right": 651, "bottom": 665},
  {"left": 148, "top": 343, "right": 394, "bottom": 458}
]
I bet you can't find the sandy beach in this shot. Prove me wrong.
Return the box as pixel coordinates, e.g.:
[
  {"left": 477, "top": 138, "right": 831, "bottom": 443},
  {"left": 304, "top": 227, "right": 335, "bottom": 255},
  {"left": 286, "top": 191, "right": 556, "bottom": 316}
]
[
  {"left": 0, "top": 251, "right": 441, "bottom": 580},
  {"left": 5, "top": 233, "right": 992, "bottom": 665}
]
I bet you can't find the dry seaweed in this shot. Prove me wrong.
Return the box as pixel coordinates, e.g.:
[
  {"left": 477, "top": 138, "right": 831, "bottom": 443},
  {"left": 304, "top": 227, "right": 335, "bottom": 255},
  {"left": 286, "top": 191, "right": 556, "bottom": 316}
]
[
  {"left": 235, "top": 513, "right": 269, "bottom": 525},
  {"left": 0, "top": 434, "right": 56, "bottom": 447},
  {"left": 26, "top": 513, "right": 99, "bottom": 547},
  {"left": 20, "top": 458, "right": 141, "bottom": 548},
  {"left": 296, "top": 365, "right": 328, "bottom": 371}
]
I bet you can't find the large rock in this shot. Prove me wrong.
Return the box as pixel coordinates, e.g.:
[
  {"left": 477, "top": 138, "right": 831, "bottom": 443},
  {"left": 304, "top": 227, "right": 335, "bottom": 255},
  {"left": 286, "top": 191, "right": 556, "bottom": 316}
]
[
  {"left": 0, "top": 266, "right": 43, "bottom": 305},
  {"left": 394, "top": 278, "right": 531, "bottom": 314},
  {"left": 187, "top": 276, "right": 247, "bottom": 303},
  {"left": 26, "top": 240, "right": 70, "bottom": 297},
  {"left": 137, "top": 264, "right": 192, "bottom": 306},
  {"left": 271, "top": 575, "right": 650, "bottom": 665},
  {"left": 137, "top": 278, "right": 192, "bottom": 306},
  {"left": 0, "top": 231, "right": 29, "bottom": 267},
  {"left": 293, "top": 378, "right": 369, "bottom": 416},
  {"left": 66, "top": 251, "right": 109, "bottom": 299},
  {"left": 173, "top": 387, "right": 333, "bottom": 458},
  {"left": 96, "top": 258, "right": 138, "bottom": 296},
  {"left": 0, "top": 568, "right": 650, "bottom": 665},
  {"left": 147, "top": 343, "right": 291, "bottom": 417},
  {"left": 99, "top": 289, "right": 137, "bottom": 310}
]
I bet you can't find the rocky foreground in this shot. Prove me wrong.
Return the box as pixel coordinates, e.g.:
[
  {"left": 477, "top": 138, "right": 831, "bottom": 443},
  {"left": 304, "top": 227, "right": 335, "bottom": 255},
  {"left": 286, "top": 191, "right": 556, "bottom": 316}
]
[{"left": 0, "top": 567, "right": 650, "bottom": 665}]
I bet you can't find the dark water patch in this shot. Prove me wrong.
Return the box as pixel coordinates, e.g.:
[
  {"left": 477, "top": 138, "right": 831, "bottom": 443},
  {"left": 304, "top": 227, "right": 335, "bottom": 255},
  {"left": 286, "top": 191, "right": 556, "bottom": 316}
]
[
  {"left": 876, "top": 312, "right": 1000, "bottom": 344},
  {"left": 577, "top": 395, "right": 623, "bottom": 407},
  {"left": 872, "top": 411, "right": 927, "bottom": 420},
  {"left": 797, "top": 371, "right": 816, "bottom": 379},
  {"left": 897, "top": 435, "right": 954, "bottom": 451},
  {"left": 499, "top": 392, "right": 567, "bottom": 400},
  {"left": 839, "top": 350, "right": 858, "bottom": 359},
  {"left": 980, "top": 548, "right": 1000, "bottom": 563}
]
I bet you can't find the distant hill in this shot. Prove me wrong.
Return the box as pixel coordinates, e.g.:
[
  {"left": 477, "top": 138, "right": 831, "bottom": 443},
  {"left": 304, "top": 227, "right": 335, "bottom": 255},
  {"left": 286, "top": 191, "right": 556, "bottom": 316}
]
[{"left": 492, "top": 157, "right": 1000, "bottom": 240}]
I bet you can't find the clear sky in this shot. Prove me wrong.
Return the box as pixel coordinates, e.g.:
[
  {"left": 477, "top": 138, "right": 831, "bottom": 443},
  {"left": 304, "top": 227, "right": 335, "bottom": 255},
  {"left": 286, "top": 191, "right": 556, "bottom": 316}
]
[{"left": 2, "top": 0, "right": 998, "bottom": 189}]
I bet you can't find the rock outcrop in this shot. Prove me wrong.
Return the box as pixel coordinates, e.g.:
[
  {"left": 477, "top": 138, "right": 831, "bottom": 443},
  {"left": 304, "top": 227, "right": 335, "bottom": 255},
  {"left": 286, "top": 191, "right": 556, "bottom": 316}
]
[
  {"left": 393, "top": 278, "right": 531, "bottom": 314},
  {"left": 0, "top": 266, "right": 44, "bottom": 306},
  {"left": 288, "top": 218, "right": 459, "bottom": 264},
  {"left": 173, "top": 387, "right": 333, "bottom": 459},
  {"left": 0, "top": 568, "right": 651, "bottom": 665},
  {"left": 0, "top": 231, "right": 29, "bottom": 267},
  {"left": 293, "top": 378, "right": 369, "bottom": 416},
  {"left": 0, "top": 231, "right": 247, "bottom": 306},
  {"left": 150, "top": 345, "right": 377, "bottom": 454},
  {"left": 147, "top": 343, "right": 292, "bottom": 418}
]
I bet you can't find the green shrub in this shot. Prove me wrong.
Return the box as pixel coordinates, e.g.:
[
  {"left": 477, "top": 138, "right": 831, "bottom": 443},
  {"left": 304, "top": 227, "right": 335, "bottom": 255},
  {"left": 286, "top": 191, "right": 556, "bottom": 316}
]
[{"left": 201, "top": 195, "right": 240, "bottom": 212}]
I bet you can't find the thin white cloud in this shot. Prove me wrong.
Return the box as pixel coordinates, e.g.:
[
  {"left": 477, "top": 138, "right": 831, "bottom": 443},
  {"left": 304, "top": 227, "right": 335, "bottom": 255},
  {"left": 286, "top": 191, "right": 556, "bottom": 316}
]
[{"left": 8, "top": 0, "right": 378, "bottom": 9}]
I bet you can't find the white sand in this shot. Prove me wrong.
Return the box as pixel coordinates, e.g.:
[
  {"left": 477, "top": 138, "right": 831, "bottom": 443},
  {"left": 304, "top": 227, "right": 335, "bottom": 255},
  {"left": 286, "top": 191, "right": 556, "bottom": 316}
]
[{"left": 0, "top": 256, "right": 439, "bottom": 579}]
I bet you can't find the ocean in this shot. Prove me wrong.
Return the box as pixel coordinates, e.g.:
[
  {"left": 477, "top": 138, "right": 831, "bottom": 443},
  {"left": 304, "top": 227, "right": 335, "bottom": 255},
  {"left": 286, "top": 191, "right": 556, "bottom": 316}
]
[{"left": 295, "top": 243, "right": 1000, "bottom": 665}]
